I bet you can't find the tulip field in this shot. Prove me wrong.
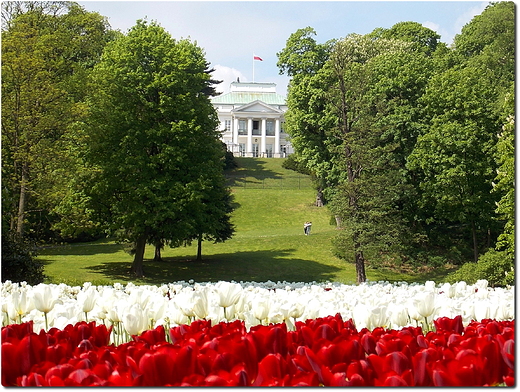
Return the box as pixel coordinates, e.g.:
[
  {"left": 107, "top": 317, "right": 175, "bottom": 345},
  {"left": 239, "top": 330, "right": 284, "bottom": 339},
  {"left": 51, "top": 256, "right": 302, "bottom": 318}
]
[{"left": 1, "top": 279, "right": 515, "bottom": 386}]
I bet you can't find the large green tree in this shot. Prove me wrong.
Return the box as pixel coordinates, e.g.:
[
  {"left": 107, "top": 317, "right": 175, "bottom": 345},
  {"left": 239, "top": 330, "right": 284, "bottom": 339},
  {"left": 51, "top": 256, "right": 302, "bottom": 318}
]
[
  {"left": 1, "top": 2, "right": 113, "bottom": 239},
  {"left": 280, "top": 30, "right": 426, "bottom": 283},
  {"left": 493, "top": 84, "right": 514, "bottom": 259},
  {"left": 406, "top": 1, "right": 515, "bottom": 263},
  {"left": 407, "top": 66, "right": 500, "bottom": 262},
  {"left": 277, "top": 27, "right": 334, "bottom": 206},
  {"left": 85, "top": 21, "right": 233, "bottom": 277}
]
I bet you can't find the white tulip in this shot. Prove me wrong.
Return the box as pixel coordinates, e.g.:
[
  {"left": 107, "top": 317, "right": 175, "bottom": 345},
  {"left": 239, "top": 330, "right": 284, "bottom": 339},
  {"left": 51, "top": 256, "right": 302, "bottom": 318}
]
[
  {"left": 388, "top": 303, "right": 409, "bottom": 328},
  {"left": 122, "top": 303, "right": 147, "bottom": 336},
  {"left": 368, "top": 305, "right": 388, "bottom": 329},
  {"left": 192, "top": 289, "right": 209, "bottom": 320},
  {"left": 406, "top": 300, "right": 422, "bottom": 326},
  {"left": 12, "top": 289, "right": 33, "bottom": 322},
  {"left": 440, "top": 283, "right": 456, "bottom": 298},
  {"left": 175, "top": 290, "right": 197, "bottom": 318},
  {"left": 168, "top": 302, "right": 189, "bottom": 325},
  {"left": 77, "top": 286, "right": 98, "bottom": 314},
  {"left": 413, "top": 292, "right": 436, "bottom": 318},
  {"left": 33, "top": 284, "right": 59, "bottom": 314},
  {"left": 288, "top": 301, "right": 305, "bottom": 320},
  {"left": 251, "top": 295, "right": 270, "bottom": 321},
  {"left": 215, "top": 281, "right": 242, "bottom": 308},
  {"left": 352, "top": 304, "right": 370, "bottom": 330},
  {"left": 473, "top": 299, "right": 496, "bottom": 321}
]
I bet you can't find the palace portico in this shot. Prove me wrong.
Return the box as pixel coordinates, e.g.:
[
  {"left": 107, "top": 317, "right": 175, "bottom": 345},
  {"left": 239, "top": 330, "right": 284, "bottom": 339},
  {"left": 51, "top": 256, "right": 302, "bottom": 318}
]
[{"left": 211, "top": 82, "right": 293, "bottom": 158}]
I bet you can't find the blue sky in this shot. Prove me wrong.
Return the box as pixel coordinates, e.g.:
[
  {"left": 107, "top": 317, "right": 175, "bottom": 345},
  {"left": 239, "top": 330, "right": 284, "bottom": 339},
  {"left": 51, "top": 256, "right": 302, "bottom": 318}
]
[{"left": 79, "top": 1, "right": 489, "bottom": 95}]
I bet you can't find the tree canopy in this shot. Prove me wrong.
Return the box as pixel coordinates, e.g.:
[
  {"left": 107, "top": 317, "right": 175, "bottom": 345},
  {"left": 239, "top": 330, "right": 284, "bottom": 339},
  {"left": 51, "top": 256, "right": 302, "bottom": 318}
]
[
  {"left": 85, "top": 20, "right": 234, "bottom": 276},
  {"left": 278, "top": 2, "right": 515, "bottom": 282}
]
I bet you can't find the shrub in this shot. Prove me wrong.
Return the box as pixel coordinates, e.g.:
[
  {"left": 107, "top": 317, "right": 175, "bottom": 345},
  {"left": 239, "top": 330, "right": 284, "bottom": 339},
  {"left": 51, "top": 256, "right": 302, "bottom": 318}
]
[
  {"left": 222, "top": 142, "right": 238, "bottom": 170},
  {"left": 1, "top": 232, "right": 45, "bottom": 284},
  {"left": 444, "top": 249, "right": 514, "bottom": 287},
  {"left": 282, "top": 154, "right": 310, "bottom": 175}
]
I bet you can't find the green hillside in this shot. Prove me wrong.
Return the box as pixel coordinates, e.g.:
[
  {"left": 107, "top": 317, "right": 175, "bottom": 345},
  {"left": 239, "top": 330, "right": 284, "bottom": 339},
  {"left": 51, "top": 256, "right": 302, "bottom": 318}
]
[{"left": 39, "top": 158, "right": 446, "bottom": 286}]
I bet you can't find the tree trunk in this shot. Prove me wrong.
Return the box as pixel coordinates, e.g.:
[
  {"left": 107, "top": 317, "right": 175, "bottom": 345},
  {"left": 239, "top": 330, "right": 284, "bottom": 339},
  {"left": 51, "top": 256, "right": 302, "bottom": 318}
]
[
  {"left": 471, "top": 220, "right": 478, "bottom": 262},
  {"left": 196, "top": 233, "right": 203, "bottom": 261},
  {"left": 315, "top": 189, "right": 324, "bottom": 207},
  {"left": 355, "top": 250, "right": 366, "bottom": 284},
  {"left": 334, "top": 215, "right": 342, "bottom": 229},
  {"left": 154, "top": 243, "right": 162, "bottom": 262},
  {"left": 132, "top": 234, "right": 147, "bottom": 277},
  {"left": 16, "top": 162, "right": 29, "bottom": 236}
]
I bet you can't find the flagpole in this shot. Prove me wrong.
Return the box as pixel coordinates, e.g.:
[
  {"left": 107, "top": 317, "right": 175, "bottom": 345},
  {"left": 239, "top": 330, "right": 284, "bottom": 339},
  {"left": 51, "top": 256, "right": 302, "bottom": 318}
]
[{"left": 252, "top": 52, "right": 255, "bottom": 82}]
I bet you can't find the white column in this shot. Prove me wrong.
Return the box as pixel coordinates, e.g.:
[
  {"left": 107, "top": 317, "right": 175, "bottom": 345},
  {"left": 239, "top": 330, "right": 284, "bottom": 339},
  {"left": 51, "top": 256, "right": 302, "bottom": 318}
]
[
  {"left": 275, "top": 118, "right": 281, "bottom": 157},
  {"left": 261, "top": 118, "right": 267, "bottom": 157},
  {"left": 247, "top": 118, "right": 253, "bottom": 157},
  {"left": 233, "top": 117, "right": 239, "bottom": 146}
]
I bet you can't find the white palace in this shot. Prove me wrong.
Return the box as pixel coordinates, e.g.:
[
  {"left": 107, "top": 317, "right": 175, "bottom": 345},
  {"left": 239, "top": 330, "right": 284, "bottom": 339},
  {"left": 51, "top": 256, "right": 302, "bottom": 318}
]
[{"left": 211, "top": 81, "right": 293, "bottom": 158}]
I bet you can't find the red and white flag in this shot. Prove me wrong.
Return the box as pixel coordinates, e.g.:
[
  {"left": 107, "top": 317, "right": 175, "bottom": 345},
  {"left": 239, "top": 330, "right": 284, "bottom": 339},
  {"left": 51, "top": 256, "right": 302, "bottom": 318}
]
[{"left": 253, "top": 55, "right": 263, "bottom": 61}]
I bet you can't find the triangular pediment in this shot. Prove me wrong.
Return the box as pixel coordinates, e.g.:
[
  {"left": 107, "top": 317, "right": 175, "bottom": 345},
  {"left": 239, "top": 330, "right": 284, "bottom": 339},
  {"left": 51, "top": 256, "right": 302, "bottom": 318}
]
[{"left": 232, "top": 100, "right": 283, "bottom": 114}]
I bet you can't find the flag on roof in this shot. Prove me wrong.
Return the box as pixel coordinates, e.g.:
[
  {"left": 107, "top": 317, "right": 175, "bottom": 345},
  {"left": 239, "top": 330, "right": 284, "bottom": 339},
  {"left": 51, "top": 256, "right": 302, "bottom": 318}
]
[{"left": 253, "top": 55, "right": 263, "bottom": 61}]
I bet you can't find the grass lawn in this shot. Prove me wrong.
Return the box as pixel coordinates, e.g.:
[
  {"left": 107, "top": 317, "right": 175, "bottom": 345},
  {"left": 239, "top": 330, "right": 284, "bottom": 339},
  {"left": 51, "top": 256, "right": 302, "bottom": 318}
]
[{"left": 39, "top": 158, "right": 453, "bottom": 286}]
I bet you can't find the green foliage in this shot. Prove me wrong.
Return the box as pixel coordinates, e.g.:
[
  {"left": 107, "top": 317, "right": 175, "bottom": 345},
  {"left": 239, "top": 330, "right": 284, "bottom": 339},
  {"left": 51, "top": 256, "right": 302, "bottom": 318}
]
[
  {"left": 276, "top": 26, "right": 332, "bottom": 77},
  {"left": 1, "top": 232, "right": 45, "bottom": 284},
  {"left": 493, "top": 84, "right": 515, "bottom": 257},
  {"left": 444, "top": 249, "right": 514, "bottom": 287},
  {"left": 85, "top": 20, "right": 233, "bottom": 274},
  {"left": 454, "top": 1, "right": 515, "bottom": 87},
  {"left": 407, "top": 65, "right": 500, "bottom": 261},
  {"left": 1, "top": 2, "right": 114, "bottom": 239},
  {"left": 222, "top": 142, "right": 238, "bottom": 170},
  {"left": 280, "top": 6, "right": 514, "bottom": 280},
  {"left": 282, "top": 154, "right": 311, "bottom": 175},
  {"left": 369, "top": 21, "right": 441, "bottom": 55}
]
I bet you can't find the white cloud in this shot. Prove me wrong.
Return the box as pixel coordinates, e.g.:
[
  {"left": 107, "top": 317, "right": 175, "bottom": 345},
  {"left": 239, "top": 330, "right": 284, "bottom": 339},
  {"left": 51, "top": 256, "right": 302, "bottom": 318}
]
[
  {"left": 212, "top": 65, "right": 248, "bottom": 94},
  {"left": 454, "top": 2, "right": 488, "bottom": 33},
  {"left": 422, "top": 21, "right": 440, "bottom": 33},
  {"left": 449, "top": 1, "right": 488, "bottom": 44}
]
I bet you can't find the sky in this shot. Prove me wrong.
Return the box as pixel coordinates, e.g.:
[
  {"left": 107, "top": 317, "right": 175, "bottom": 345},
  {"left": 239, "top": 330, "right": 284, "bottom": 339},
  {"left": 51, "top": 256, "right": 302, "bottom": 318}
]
[{"left": 79, "top": 1, "right": 489, "bottom": 96}]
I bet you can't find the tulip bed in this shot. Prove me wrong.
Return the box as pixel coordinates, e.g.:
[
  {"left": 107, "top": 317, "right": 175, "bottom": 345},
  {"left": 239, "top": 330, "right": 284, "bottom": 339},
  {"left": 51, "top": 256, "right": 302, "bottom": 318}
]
[
  {"left": 2, "top": 315, "right": 515, "bottom": 386},
  {"left": 1, "top": 279, "right": 515, "bottom": 386}
]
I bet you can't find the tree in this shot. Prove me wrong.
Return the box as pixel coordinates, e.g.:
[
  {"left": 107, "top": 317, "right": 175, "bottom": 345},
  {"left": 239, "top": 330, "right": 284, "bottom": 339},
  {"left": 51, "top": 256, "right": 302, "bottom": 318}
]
[
  {"left": 493, "top": 83, "right": 514, "bottom": 259},
  {"left": 277, "top": 27, "right": 334, "bottom": 207},
  {"left": 407, "top": 66, "right": 500, "bottom": 262},
  {"left": 453, "top": 1, "right": 515, "bottom": 89},
  {"left": 369, "top": 21, "right": 441, "bottom": 56},
  {"left": 323, "top": 35, "right": 420, "bottom": 283},
  {"left": 1, "top": 2, "right": 113, "bottom": 239},
  {"left": 85, "top": 21, "right": 233, "bottom": 277},
  {"left": 1, "top": 230, "right": 45, "bottom": 284},
  {"left": 406, "top": 1, "right": 515, "bottom": 264},
  {"left": 280, "top": 31, "right": 417, "bottom": 283}
]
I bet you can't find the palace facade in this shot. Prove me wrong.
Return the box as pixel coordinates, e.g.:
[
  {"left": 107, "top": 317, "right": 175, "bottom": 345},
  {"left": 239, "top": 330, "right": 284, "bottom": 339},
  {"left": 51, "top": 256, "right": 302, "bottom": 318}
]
[{"left": 211, "top": 82, "right": 293, "bottom": 158}]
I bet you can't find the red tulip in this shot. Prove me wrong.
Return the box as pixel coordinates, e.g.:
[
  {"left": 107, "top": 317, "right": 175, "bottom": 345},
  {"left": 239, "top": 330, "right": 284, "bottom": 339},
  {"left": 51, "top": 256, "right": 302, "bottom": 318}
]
[
  {"left": 412, "top": 347, "right": 437, "bottom": 386},
  {"left": 1, "top": 321, "right": 33, "bottom": 341},
  {"left": 253, "top": 353, "right": 289, "bottom": 386},
  {"left": 138, "top": 351, "right": 176, "bottom": 386},
  {"left": 434, "top": 315, "right": 464, "bottom": 334},
  {"left": 501, "top": 339, "right": 514, "bottom": 370},
  {"left": 19, "top": 372, "right": 47, "bottom": 386}
]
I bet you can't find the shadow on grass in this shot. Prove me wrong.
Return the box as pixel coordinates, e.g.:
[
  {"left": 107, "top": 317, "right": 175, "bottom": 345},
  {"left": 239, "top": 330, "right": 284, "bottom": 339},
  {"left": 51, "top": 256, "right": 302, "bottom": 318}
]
[
  {"left": 38, "top": 239, "right": 124, "bottom": 256},
  {"left": 84, "top": 249, "right": 342, "bottom": 285},
  {"left": 367, "top": 265, "right": 456, "bottom": 284},
  {"left": 225, "top": 158, "right": 284, "bottom": 188}
]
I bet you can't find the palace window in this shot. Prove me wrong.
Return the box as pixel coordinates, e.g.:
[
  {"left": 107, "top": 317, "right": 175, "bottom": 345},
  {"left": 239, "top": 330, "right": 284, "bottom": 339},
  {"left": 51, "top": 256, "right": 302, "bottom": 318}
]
[
  {"left": 252, "top": 120, "right": 261, "bottom": 136},
  {"left": 238, "top": 119, "right": 247, "bottom": 135},
  {"left": 266, "top": 120, "right": 275, "bottom": 136}
]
